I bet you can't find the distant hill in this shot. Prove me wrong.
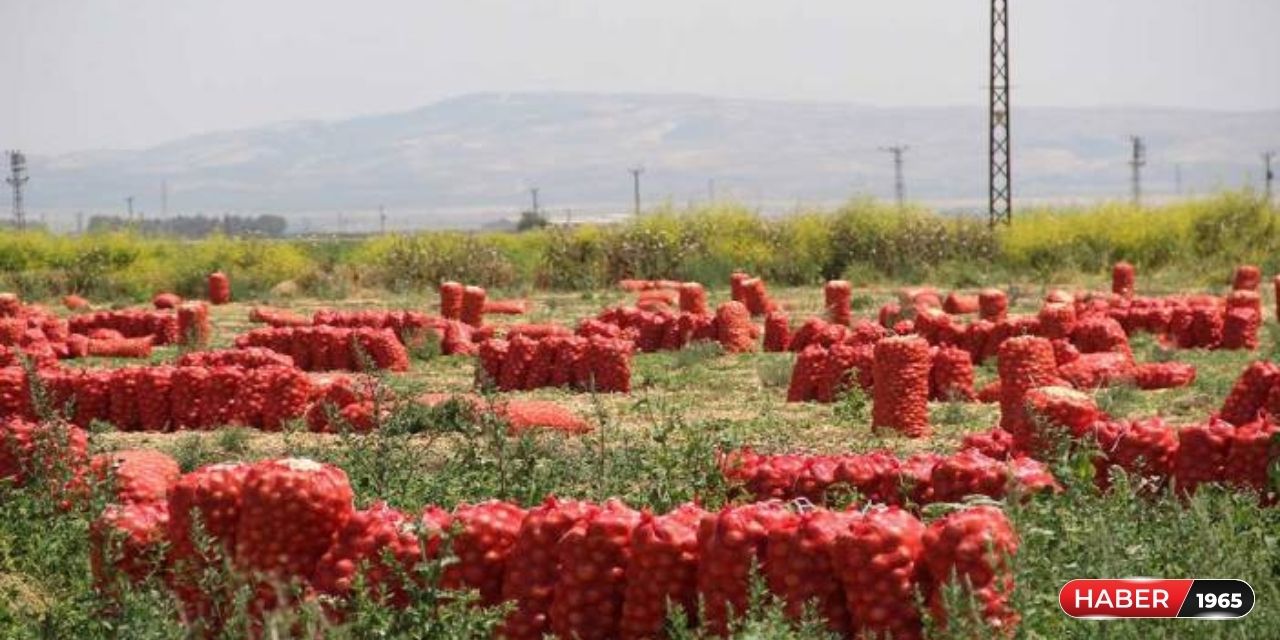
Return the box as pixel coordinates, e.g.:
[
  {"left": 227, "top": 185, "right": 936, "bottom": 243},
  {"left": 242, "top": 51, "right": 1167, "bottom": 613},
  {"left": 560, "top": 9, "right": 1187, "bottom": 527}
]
[{"left": 20, "top": 92, "right": 1280, "bottom": 231}]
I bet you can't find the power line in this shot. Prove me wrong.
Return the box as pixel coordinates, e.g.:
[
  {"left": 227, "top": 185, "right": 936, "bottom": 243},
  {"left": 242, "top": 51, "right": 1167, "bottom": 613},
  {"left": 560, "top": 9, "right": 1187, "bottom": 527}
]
[
  {"left": 988, "top": 0, "right": 1012, "bottom": 226},
  {"left": 878, "top": 145, "right": 909, "bottom": 210},
  {"left": 1129, "top": 136, "right": 1146, "bottom": 207},
  {"left": 6, "top": 151, "right": 29, "bottom": 230},
  {"left": 629, "top": 167, "right": 644, "bottom": 216}
]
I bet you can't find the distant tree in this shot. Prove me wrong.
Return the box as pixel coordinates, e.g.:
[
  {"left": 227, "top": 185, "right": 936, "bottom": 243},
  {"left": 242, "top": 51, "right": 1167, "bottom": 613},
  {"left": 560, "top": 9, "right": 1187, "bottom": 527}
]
[{"left": 516, "top": 210, "right": 550, "bottom": 232}]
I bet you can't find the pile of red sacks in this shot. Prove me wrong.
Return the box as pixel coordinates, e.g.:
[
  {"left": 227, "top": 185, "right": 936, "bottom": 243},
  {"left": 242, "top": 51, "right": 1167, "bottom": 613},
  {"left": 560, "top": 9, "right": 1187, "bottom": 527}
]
[
  {"left": 69, "top": 310, "right": 179, "bottom": 345},
  {"left": 234, "top": 326, "right": 410, "bottom": 372},
  {"left": 1, "top": 363, "right": 313, "bottom": 431},
  {"left": 438, "top": 283, "right": 527, "bottom": 327},
  {"left": 720, "top": 447, "right": 1057, "bottom": 507},
  {"left": 730, "top": 272, "right": 777, "bottom": 316},
  {"left": 964, "top": 359, "right": 1280, "bottom": 503},
  {"left": 70, "top": 448, "right": 1021, "bottom": 639},
  {"left": 582, "top": 300, "right": 760, "bottom": 354},
  {"left": 0, "top": 294, "right": 154, "bottom": 364},
  {"left": 787, "top": 321, "right": 978, "bottom": 405},
  {"left": 476, "top": 334, "right": 633, "bottom": 393}
]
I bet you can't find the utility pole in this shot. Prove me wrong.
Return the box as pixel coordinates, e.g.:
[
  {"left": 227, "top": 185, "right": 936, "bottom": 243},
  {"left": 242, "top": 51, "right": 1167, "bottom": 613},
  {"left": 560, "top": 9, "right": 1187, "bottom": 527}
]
[
  {"left": 529, "top": 187, "right": 540, "bottom": 215},
  {"left": 629, "top": 167, "right": 644, "bottom": 216},
  {"left": 1264, "top": 152, "right": 1276, "bottom": 206},
  {"left": 125, "top": 195, "right": 135, "bottom": 220},
  {"left": 988, "top": 0, "right": 1012, "bottom": 226},
  {"left": 879, "top": 145, "right": 908, "bottom": 210},
  {"left": 1129, "top": 136, "right": 1146, "bottom": 207},
  {"left": 379, "top": 204, "right": 387, "bottom": 234},
  {"left": 6, "top": 151, "right": 29, "bottom": 230}
]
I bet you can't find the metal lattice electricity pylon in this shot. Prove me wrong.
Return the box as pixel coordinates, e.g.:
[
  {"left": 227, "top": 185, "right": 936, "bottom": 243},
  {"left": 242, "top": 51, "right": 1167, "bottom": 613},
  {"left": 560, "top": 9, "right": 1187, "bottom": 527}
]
[
  {"left": 988, "top": 0, "right": 1011, "bottom": 226},
  {"left": 6, "top": 151, "right": 28, "bottom": 230}
]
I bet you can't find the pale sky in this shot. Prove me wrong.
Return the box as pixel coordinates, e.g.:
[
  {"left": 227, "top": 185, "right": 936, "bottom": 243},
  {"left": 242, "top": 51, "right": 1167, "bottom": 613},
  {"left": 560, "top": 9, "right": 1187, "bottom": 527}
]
[{"left": 4, "top": 0, "right": 1278, "bottom": 154}]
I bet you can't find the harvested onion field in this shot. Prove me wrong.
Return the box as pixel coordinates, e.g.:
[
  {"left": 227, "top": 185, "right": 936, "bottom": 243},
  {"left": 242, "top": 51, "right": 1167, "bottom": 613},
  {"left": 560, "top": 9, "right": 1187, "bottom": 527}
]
[{"left": 2, "top": 271, "right": 1279, "bottom": 639}]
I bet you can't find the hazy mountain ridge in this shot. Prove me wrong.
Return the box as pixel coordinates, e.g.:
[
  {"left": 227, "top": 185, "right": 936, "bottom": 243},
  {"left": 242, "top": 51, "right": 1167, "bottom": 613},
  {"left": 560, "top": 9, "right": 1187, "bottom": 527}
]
[{"left": 21, "top": 92, "right": 1280, "bottom": 230}]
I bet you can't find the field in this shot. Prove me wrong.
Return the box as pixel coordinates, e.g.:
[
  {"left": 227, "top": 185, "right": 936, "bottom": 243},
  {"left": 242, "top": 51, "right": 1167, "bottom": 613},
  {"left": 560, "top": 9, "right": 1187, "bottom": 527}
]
[{"left": 2, "top": 201, "right": 1280, "bottom": 639}]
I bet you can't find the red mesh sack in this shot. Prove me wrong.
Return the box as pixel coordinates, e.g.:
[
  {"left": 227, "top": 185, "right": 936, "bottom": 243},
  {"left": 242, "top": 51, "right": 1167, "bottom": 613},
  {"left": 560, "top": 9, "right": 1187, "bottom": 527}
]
[
  {"left": 1019, "top": 386, "right": 1102, "bottom": 455},
  {"left": 549, "top": 500, "right": 642, "bottom": 640},
  {"left": 168, "top": 462, "right": 249, "bottom": 568},
  {"left": 930, "top": 346, "right": 975, "bottom": 402},
  {"left": 0, "top": 418, "right": 89, "bottom": 487},
  {"left": 1232, "top": 264, "right": 1261, "bottom": 291},
  {"left": 461, "top": 286, "right": 487, "bottom": 327},
  {"left": 943, "top": 292, "right": 980, "bottom": 315},
  {"left": 477, "top": 339, "right": 509, "bottom": 388},
  {"left": 762, "top": 310, "right": 791, "bottom": 352},
  {"left": 831, "top": 506, "right": 926, "bottom": 640},
  {"left": 765, "top": 509, "right": 856, "bottom": 635},
  {"left": 63, "top": 294, "right": 90, "bottom": 311},
  {"left": 1070, "top": 317, "right": 1130, "bottom": 355},
  {"left": 1218, "top": 361, "right": 1279, "bottom": 425},
  {"left": 207, "top": 272, "right": 231, "bottom": 305},
  {"left": 978, "top": 289, "right": 1008, "bottom": 322},
  {"left": 1089, "top": 418, "right": 1178, "bottom": 492},
  {"left": 585, "top": 336, "right": 633, "bottom": 393},
  {"left": 1036, "top": 303, "right": 1077, "bottom": 341},
  {"left": 930, "top": 449, "right": 1010, "bottom": 502},
  {"left": 90, "top": 449, "right": 181, "bottom": 506},
  {"left": 1220, "top": 308, "right": 1260, "bottom": 350},
  {"left": 962, "top": 428, "right": 1014, "bottom": 460},
  {"left": 234, "top": 458, "right": 354, "bottom": 583},
  {"left": 619, "top": 503, "right": 705, "bottom": 640},
  {"left": 136, "top": 366, "right": 174, "bottom": 432},
  {"left": 729, "top": 272, "right": 749, "bottom": 304},
  {"left": 500, "top": 400, "right": 592, "bottom": 435},
  {"left": 1172, "top": 420, "right": 1234, "bottom": 496},
  {"left": 1134, "top": 362, "right": 1197, "bottom": 390},
  {"left": 550, "top": 336, "right": 588, "bottom": 389},
  {"left": 997, "top": 336, "right": 1063, "bottom": 435},
  {"left": 176, "top": 302, "right": 211, "bottom": 348},
  {"left": 786, "top": 344, "right": 825, "bottom": 403},
  {"left": 715, "top": 301, "right": 756, "bottom": 353},
  {"left": 871, "top": 336, "right": 932, "bottom": 437},
  {"left": 824, "top": 280, "right": 853, "bottom": 325},
  {"left": 678, "top": 282, "right": 708, "bottom": 315},
  {"left": 443, "top": 500, "right": 526, "bottom": 606},
  {"left": 152, "top": 292, "right": 181, "bottom": 310},
  {"left": 313, "top": 502, "right": 447, "bottom": 607},
  {"left": 914, "top": 308, "right": 961, "bottom": 346},
  {"left": 696, "top": 501, "right": 796, "bottom": 636},
  {"left": 90, "top": 502, "right": 170, "bottom": 593},
  {"left": 922, "top": 506, "right": 1019, "bottom": 636},
  {"left": 440, "top": 281, "right": 464, "bottom": 320},
  {"left": 1224, "top": 419, "right": 1280, "bottom": 498},
  {"left": 834, "top": 451, "right": 903, "bottom": 505},
  {"left": 500, "top": 497, "right": 600, "bottom": 640},
  {"left": 1112, "top": 261, "right": 1135, "bottom": 298},
  {"left": 495, "top": 334, "right": 535, "bottom": 391},
  {"left": 879, "top": 301, "right": 904, "bottom": 328}
]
